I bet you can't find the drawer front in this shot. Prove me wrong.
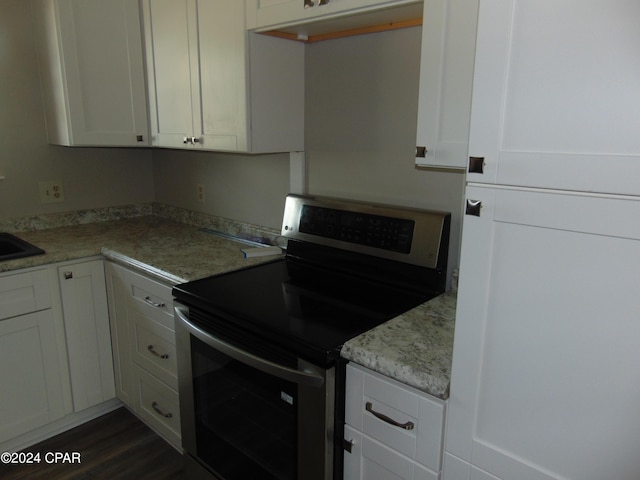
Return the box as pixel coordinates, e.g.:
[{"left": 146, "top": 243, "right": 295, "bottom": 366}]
[
  {"left": 362, "top": 372, "right": 420, "bottom": 459},
  {"left": 0, "top": 269, "right": 51, "bottom": 320},
  {"left": 131, "top": 313, "right": 177, "bottom": 390},
  {"left": 134, "top": 366, "right": 181, "bottom": 448},
  {"left": 123, "top": 266, "right": 174, "bottom": 327},
  {"left": 131, "top": 282, "right": 174, "bottom": 323},
  {"left": 346, "top": 364, "right": 445, "bottom": 472}
]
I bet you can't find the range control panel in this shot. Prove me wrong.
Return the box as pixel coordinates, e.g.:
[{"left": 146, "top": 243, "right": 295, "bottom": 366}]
[
  {"left": 298, "top": 205, "right": 415, "bottom": 254},
  {"left": 282, "top": 194, "right": 451, "bottom": 270}
]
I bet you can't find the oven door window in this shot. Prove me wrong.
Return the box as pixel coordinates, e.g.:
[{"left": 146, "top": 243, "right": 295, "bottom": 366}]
[{"left": 191, "top": 335, "right": 297, "bottom": 480}]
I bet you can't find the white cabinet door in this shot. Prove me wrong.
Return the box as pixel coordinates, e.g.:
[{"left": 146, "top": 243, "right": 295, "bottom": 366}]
[
  {"left": 0, "top": 310, "right": 67, "bottom": 443},
  {"left": 414, "top": 0, "right": 477, "bottom": 169},
  {"left": 247, "top": 0, "right": 421, "bottom": 32},
  {"left": 466, "top": 0, "right": 640, "bottom": 194},
  {"left": 446, "top": 185, "right": 640, "bottom": 480},
  {"left": 32, "top": 0, "right": 149, "bottom": 146},
  {"left": 58, "top": 260, "right": 115, "bottom": 412},
  {"left": 143, "top": 0, "right": 304, "bottom": 153},
  {"left": 344, "top": 425, "right": 438, "bottom": 480},
  {"left": 142, "top": 0, "right": 199, "bottom": 149}
]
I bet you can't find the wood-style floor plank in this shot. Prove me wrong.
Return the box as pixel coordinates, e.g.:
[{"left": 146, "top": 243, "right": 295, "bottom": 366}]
[{"left": 0, "top": 408, "right": 184, "bottom": 480}]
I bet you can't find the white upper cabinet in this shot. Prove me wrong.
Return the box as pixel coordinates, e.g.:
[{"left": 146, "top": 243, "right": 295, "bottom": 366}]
[
  {"left": 414, "top": 0, "right": 478, "bottom": 169},
  {"left": 32, "top": 0, "right": 149, "bottom": 147},
  {"left": 142, "top": 0, "right": 304, "bottom": 153},
  {"left": 466, "top": 0, "right": 640, "bottom": 195},
  {"left": 247, "top": 0, "right": 422, "bottom": 34}
]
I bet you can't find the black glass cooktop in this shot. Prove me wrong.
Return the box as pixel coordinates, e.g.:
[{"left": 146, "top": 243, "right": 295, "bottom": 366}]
[{"left": 172, "top": 257, "right": 433, "bottom": 366}]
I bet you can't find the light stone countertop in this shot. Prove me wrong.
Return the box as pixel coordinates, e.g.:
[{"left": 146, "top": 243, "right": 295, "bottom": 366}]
[
  {"left": 341, "top": 290, "right": 456, "bottom": 400},
  {"left": 0, "top": 216, "right": 281, "bottom": 284}
]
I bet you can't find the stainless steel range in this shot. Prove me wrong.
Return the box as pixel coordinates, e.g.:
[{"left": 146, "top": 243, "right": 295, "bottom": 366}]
[{"left": 172, "top": 194, "right": 451, "bottom": 480}]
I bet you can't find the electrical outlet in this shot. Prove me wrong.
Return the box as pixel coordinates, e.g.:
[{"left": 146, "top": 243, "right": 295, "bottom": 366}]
[
  {"left": 39, "top": 181, "right": 65, "bottom": 204},
  {"left": 197, "top": 184, "right": 205, "bottom": 204}
]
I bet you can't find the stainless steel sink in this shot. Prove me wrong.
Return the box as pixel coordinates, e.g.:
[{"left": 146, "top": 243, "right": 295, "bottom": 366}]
[{"left": 0, "top": 233, "right": 45, "bottom": 261}]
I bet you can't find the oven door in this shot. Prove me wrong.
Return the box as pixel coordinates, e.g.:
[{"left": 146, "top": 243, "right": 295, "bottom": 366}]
[{"left": 175, "top": 304, "right": 335, "bottom": 480}]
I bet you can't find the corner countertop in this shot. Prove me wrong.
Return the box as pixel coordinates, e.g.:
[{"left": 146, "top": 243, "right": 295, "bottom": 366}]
[
  {"left": 0, "top": 216, "right": 281, "bottom": 284},
  {"left": 341, "top": 290, "right": 456, "bottom": 400}
]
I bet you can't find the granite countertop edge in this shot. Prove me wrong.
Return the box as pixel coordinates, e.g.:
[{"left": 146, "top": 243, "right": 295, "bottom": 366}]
[{"left": 341, "top": 290, "right": 456, "bottom": 400}]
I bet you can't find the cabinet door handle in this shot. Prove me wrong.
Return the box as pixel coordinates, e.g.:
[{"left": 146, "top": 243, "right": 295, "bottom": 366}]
[
  {"left": 343, "top": 438, "right": 355, "bottom": 453},
  {"left": 151, "top": 401, "right": 173, "bottom": 418},
  {"left": 63, "top": 271, "right": 73, "bottom": 280},
  {"left": 365, "top": 402, "right": 415, "bottom": 431},
  {"left": 143, "top": 296, "right": 166, "bottom": 308},
  {"left": 468, "top": 156, "right": 485, "bottom": 174},
  {"left": 136, "top": 135, "right": 144, "bottom": 142},
  {"left": 465, "top": 199, "right": 482, "bottom": 217},
  {"left": 416, "top": 146, "right": 428, "bottom": 158},
  {"left": 191, "top": 136, "right": 200, "bottom": 144},
  {"left": 304, "top": 0, "right": 314, "bottom": 7},
  {"left": 147, "top": 344, "right": 169, "bottom": 359}
]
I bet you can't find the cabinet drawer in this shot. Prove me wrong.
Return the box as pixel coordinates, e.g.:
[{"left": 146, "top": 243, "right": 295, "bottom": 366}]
[
  {"left": 0, "top": 269, "right": 51, "bottom": 320},
  {"left": 131, "top": 313, "right": 177, "bottom": 390},
  {"left": 346, "top": 363, "right": 445, "bottom": 472},
  {"left": 126, "top": 269, "right": 174, "bottom": 326},
  {"left": 134, "top": 366, "right": 181, "bottom": 448}
]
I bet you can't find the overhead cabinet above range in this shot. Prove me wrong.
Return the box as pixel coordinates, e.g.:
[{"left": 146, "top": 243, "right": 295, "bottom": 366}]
[
  {"left": 32, "top": 0, "right": 150, "bottom": 147},
  {"left": 246, "top": 0, "right": 423, "bottom": 39},
  {"left": 142, "top": 0, "right": 304, "bottom": 153}
]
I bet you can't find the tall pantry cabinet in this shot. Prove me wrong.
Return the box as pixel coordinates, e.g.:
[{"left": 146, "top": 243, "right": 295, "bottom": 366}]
[{"left": 445, "top": 1, "right": 640, "bottom": 480}]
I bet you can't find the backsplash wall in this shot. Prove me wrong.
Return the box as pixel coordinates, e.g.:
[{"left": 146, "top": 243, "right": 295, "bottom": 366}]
[{"left": 152, "top": 149, "right": 291, "bottom": 230}]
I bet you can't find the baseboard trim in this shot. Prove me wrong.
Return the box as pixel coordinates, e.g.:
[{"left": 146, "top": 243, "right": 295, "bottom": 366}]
[{"left": 0, "top": 398, "right": 122, "bottom": 453}]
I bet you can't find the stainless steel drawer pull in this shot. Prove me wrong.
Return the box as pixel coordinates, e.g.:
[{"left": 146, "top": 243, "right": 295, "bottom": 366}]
[
  {"left": 151, "top": 401, "right": 172, "bottom": 418},
  {"left": 365, "top": 402, "right": 415, "bottom": 431},
  {"left": 147, "top": 345, "right": 169, "bottom": 359},
  {"left": 144, "top": 296, "right": 166, "bottom": 308}
]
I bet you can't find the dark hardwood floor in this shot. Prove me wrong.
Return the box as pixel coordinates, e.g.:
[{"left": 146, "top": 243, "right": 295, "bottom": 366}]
[{"left": 0, "top": 408, "right": 184, "bottom": 480}]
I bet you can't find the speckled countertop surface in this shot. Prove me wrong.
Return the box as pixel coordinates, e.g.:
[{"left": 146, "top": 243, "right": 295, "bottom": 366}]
[
  {"left": 341, "top": 290, "right": 456, "bottom": 399},
  {"left": 0, "top": 216, "right": 281, "bottom": 284}
]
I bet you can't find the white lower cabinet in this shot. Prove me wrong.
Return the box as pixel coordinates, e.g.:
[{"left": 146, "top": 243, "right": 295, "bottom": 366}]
[
  {"left": 0, "top": 267, "right": 67, "bottom": 443},
  {"left": 57, "top": 259, "right": 115, "bottom": 412},
  {"left": 0, "top": 260, "right": 122, "bottom": 450},
  {"left": 105, "top": 261, "right": 181, "bottom": 449},
  {"left": 344, "top": 363, "right": 446, "bottom": 480}
]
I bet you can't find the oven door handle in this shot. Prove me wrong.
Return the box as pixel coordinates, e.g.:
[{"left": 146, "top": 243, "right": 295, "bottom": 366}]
[{"left": 175, "top": 306, "right": 325, "bottom": 388}]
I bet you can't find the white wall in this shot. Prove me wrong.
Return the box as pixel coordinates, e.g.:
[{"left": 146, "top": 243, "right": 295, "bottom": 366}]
[
  {"left": 152, "top": 149, "right": 291, "bottom": 229},
  {"left": 305, "top": 27, "right": 465, "bottom": 273},
  {"left": 0, "top": 0, "right": 154, "bottom": 220}
]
